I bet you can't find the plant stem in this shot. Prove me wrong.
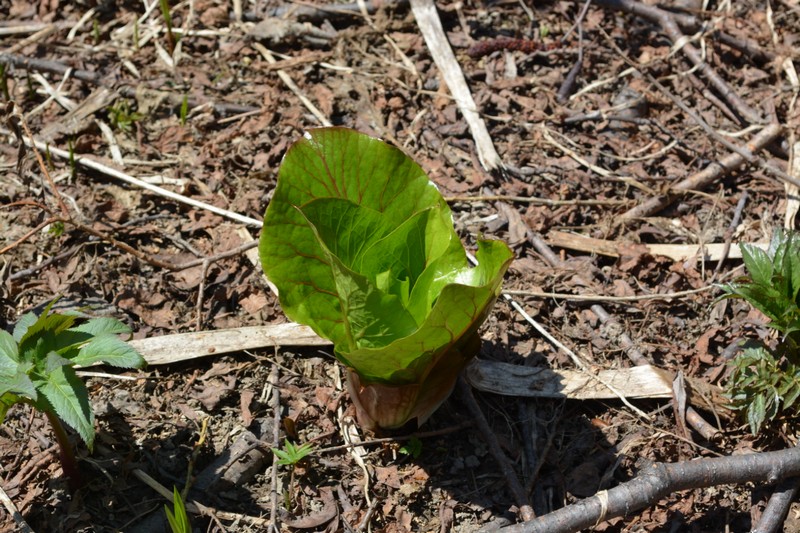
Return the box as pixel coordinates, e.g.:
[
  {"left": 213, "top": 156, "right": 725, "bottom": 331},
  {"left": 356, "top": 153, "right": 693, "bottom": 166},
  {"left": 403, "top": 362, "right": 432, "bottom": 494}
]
[{"left": 44, "top": 410, "right": 82, "bottom": 491}]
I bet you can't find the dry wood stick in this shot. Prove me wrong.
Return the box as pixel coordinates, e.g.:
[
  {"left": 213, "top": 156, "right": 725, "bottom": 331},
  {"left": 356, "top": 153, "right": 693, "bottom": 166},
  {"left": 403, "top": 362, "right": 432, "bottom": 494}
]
[
  {"left": 410, "top": 0, "right": 502, "bottom": 172},
  {"left": 268, "top": 365, "right": 281, "bottom": 533},
  {"left": 619, "top": 123, "right": 782, "bottom": 221},
  {"left": 0, "top": 483, "right": 34, "bottom": 533},
  {"left": 711, "top": 190, "right": 748, "bottom": 281},
  {"left": 0, "top": 126, "right": 262, "bottom": 227},
  {"left": 499, "top": 446, "right": 800, "bottom": 533}
]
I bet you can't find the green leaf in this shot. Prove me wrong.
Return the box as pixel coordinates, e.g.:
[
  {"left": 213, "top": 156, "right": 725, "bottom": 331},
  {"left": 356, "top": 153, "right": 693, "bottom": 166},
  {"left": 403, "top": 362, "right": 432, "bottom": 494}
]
[
  {"left": 740, "top": 243, "right": 773, "bottom": 287},
  {"left": 12, "top": 312, "right": 38, "bottom": 343},
  {"left": 747, "top": 392, "right": 767, "bottom": 434},
  {"left": 260, "top": 128, "right": 513, "bottom": 428},
  {"left": 69, "top": 317, "right": 132, "bottom": 337},
  {"left": 71, "top": 335, "right": 146, "bottom": 368},
  {"left": 35, "top": 365, "right": 94, "bottom": 449},
  {"left": 0, "top": 361, "right": 36, "bottom": 400},
  {"left": 338, "top": 240, "right": 513, "bottom": 384},
  {"left": 165, "top": 487, "right": 191, "bottom": 533},
  {"left": 0, "top": 330, "right": 19, "bottom": 365},
  {"left": 0, "top": 392, "right": 20, "bottom": 425}
]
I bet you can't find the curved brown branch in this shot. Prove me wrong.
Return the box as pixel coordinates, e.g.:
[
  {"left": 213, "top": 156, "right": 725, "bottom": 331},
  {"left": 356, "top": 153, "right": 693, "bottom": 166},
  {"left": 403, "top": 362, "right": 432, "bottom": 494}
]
[{"left": 500, "top": 446, "right": 800, "bottom": 533}]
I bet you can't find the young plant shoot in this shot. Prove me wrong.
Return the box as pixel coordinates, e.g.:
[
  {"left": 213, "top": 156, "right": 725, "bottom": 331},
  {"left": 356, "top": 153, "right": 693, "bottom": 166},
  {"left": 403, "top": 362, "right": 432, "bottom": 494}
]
[
  {"left": 259, "top": 128, "right": 513, "bottom": 430},
  {"left": 722, "top": 228, "right": 800, "bottom": 434},
  {"left": 0, "top": 300, "right": 145, "bottom": 489}
]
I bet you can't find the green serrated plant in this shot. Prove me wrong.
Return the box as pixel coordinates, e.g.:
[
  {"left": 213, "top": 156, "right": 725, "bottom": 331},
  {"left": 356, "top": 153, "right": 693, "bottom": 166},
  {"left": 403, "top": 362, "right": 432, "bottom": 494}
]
[
  {"left": 108, "top": 99, "right": 143, "bottom": 133},
  {"left": 259, "top": 128, "right": 513, "bottom": 430},
  {"left": 0, "top": 299, "right": 146, "bottom": 489},
  {"left": 165, "top": 486, "right": 191, "bottom": 533},
  {"left": 721, "top": 227, "right": 800, "bottom": 434}
]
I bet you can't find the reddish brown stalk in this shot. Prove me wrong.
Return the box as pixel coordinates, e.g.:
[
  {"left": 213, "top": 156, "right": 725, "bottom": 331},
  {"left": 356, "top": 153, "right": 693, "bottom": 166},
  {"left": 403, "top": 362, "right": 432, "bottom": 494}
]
[
  {"left": 467, "top": 38, "right": 561, "bottom": 59},
  {"left": 43, "top": 410, "right": 82, "bottom": 492}
]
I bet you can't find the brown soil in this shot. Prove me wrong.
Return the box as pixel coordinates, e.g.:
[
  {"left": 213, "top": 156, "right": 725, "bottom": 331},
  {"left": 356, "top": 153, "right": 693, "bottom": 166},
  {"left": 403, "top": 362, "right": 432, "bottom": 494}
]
[{"left": 1, "top": 0, "right": 799, "bottom": 531}]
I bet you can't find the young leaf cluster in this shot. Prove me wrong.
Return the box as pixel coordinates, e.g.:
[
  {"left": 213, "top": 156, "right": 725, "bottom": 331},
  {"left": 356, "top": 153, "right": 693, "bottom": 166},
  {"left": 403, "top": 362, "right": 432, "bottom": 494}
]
[
  {"left": 108, "top": 100, "right": 143, "bottom": 133},
  {"left": 0, "top": 301, "right": 145, "bottom": 449},
  {"left": 260, "top": 128, "right": 513, "bottom": 428},
  {"left": 722, "top": 228, "right": 800, "bottom": 434},
  {"left": 272, "top": 439, "right": 314, "bottom": 467}
]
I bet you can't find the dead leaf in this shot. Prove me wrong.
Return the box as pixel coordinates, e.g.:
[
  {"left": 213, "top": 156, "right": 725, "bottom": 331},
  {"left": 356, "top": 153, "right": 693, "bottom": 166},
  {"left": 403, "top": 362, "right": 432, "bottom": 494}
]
[{"left": 283, "top": 487, "right": 337, "bottom": 529}]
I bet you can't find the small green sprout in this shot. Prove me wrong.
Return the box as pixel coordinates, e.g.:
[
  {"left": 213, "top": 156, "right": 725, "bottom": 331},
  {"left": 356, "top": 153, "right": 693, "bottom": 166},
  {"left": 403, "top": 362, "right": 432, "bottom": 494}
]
[
  {"left": 47, "top": 221, "right": 65, "bottom": 237},
  {"left": 272, "top": 439, "right": 314, "bottom": 508},
  {"left": 92, "top": 19, "right": 101, "bottom": 44},
  {"left": 179, "top": 94, "right": 189, "bottom": 125},
  {"left": 165, "top": 486, "right": 191, "bottom": 533},
  {"left": 399, "top": 436, "right": 423, "bottom": 458},
  {"left": 159, "top": 0, "right": 177, "bottom": 55},
  {"left": 539, "top": 25, "right": 550, "bottom": 39},
  {"left": 133, "top": 18, "right": 140, "bottom": 51},
  {"left": 272, "top": 439, "right": 315, "bottom": 466},
  {"left": 0, "top": 299, "right": 146, "bottom": 489},
  {"left": 108, "top": 100, "right": 143, "bottom": 133},
  {"left": 722, "top": 228, "right": 800, "bottom": 434}
]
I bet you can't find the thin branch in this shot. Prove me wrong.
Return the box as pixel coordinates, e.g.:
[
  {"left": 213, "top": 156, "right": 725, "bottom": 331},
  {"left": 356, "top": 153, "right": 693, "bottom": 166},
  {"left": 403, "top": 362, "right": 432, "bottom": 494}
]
[
  {"left": 751, "top": 475, "right": 800, "bottom": 533},
  {"left": 500, "top": 446, "right": 800, "bottom": 533}
]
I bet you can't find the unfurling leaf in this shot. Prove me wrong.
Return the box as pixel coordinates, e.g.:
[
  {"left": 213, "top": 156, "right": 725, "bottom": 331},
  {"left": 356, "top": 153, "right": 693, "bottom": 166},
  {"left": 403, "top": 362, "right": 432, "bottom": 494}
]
[{"left": 260, "top": 128, "right": 513, "bottom": 429}]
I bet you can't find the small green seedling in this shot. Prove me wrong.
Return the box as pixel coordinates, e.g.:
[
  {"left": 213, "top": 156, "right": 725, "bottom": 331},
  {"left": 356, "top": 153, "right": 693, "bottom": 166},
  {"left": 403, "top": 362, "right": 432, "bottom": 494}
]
[
  {"left": 722, "top": 228, "right": 800, "bottom": 434},
  {"left": 272, "top": 439, "right": 314, "bottom": 508},
  {"left": 165, "top": 486, "right": 191, "bottom": 533},
  {"left": 272, "top": 439, "right": 314, "bottom": 467},
  {"left": 260, "top": 128, "right": 513, "bottom": 430},
  {"left": 179, "top": 94, "right": 189, "bottom": 125},
  {"left": 159, "top": 0, "right": 177, "bottom": 55},
  {"left": 399, "top": 436, "right": 423, "bottom": 459},
  {"left": 0, "top": 300, "right": 145, "bottom": 489},
  {"left": 133, "top": 18, "right": 140, "bottom": 51},
  {"left": 108, "top": 99, "right": 142, "bottom": 133},
  {"left": 92, "top": 19, "right": 101, "bottom": 45}
]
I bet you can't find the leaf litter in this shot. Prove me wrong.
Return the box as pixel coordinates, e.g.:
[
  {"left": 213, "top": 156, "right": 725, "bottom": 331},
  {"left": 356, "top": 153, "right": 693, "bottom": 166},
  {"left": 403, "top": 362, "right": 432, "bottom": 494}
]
[{"left": 0, "top": 0, "right": 799, "bottom": 531}]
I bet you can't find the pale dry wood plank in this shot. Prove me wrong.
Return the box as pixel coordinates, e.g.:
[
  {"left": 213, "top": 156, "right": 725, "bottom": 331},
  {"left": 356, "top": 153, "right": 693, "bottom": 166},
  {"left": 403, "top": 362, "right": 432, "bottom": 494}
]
[
  {"left": 129, "top": 323, "right": 331, "bottom": 365},
  {"left": 466, "top": 359, "right": 726, "bottom": 411}
]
